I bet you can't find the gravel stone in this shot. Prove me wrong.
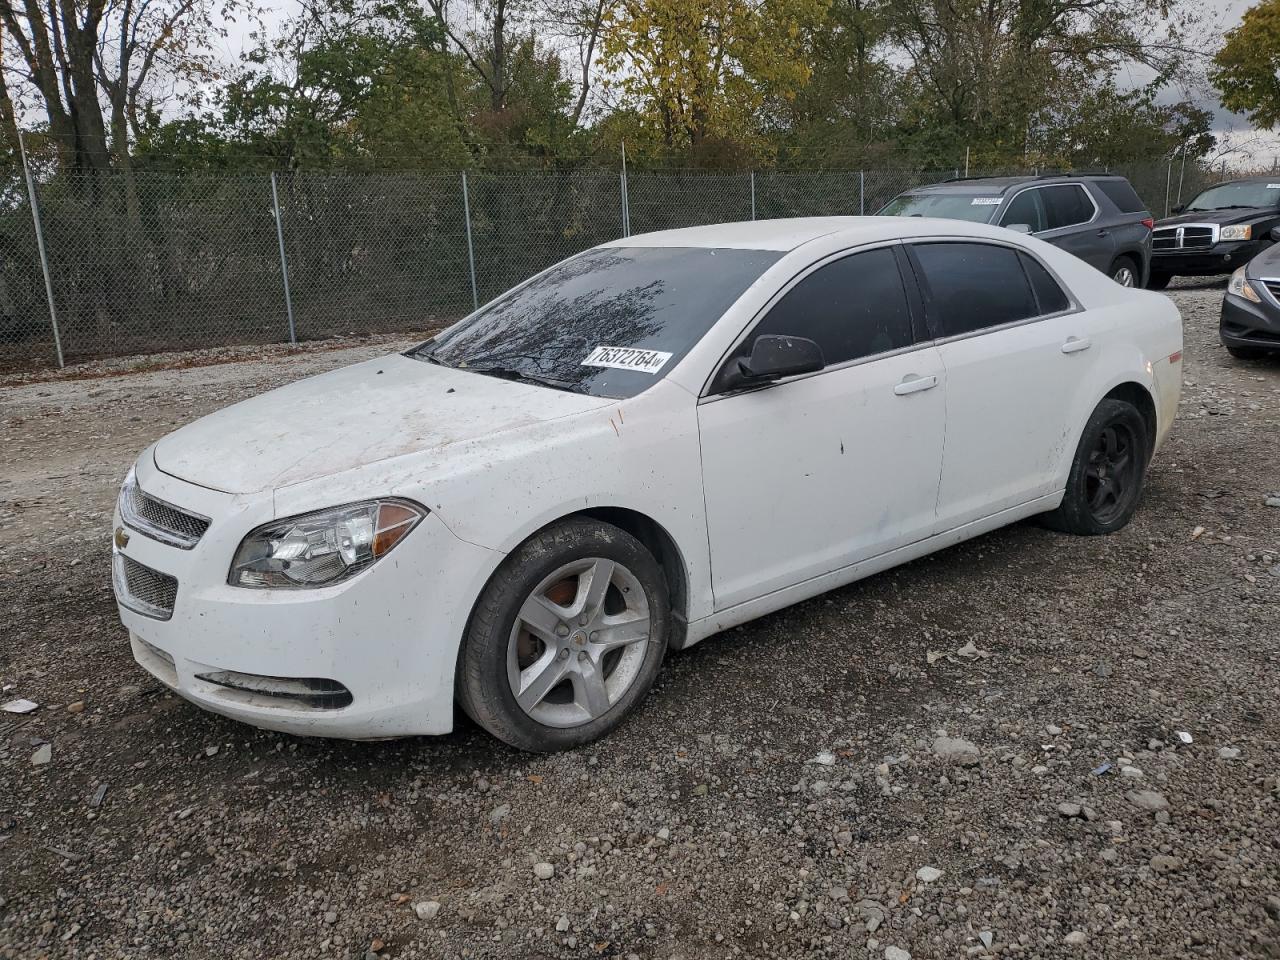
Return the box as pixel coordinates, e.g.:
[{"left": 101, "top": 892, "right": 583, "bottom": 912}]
[
  {"left": 930, "top": 735, "right": 980, "bottom": 766},
  {"left": 533, "top": 862, "right": 555, "bottom": 880}
]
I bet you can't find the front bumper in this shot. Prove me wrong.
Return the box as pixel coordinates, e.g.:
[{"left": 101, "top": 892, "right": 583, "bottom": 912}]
[
  {"left": 1221, "top": 293, "right": 1280, "bottom": 351},
  {"left": 1152, "top": 241, "right": 1256, "bottom": 276},
  {"left": 113, "top": 455, "right": 501, "bottom": 738}
]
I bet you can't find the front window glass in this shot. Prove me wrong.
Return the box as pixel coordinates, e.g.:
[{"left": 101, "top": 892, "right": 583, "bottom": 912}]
[
  {"left": 1186, "top": 181, "right": 1280, "bottom": 211},
  {"left": 412, "top": 246, "right": 782, "bottom": 398},
  {"left": 879, "top": 192, "right": 1001, "bottom": 223}
]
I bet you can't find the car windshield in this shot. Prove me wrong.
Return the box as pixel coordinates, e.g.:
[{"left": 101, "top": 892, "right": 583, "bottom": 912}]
[
  {"left": 1186, "top": 181, "right": 1280, "bottom": 211},
  {"left": 411, "top": 246, "right": 782, "bottom": 399},
  {"left": 879, "top": 192, "right": 1001, "bottom": 223}
]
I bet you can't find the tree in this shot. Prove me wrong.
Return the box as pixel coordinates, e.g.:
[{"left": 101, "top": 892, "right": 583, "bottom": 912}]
[
  {"left": 885, "top": 0, "right": 1196, "bottom": 167},
  {"left": 598, "top": 0, "right": 829, "bottom": 158},
  {"left": 209, "top": 0, "right": 467, "bottom": 169},
  {"left": 770, "top": 0, "right": 904, "bottom": 166},
  {"left": 0, "top": 0, "right": 227, "bottom": 173},
  {"left": 1212, "top": 0, "right": 1280, "bottom": 129}
]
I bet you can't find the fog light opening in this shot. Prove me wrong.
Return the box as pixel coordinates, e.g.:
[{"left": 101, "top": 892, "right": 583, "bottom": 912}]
[{"left": 195, "top": 670, "right": 353, "bottom": 709}]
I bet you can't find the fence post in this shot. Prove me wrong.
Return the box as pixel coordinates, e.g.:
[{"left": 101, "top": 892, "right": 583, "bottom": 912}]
[
  {"left": 1164, "top": 159, "right": 1172, "bottom": 218},
  {"left": 750, "top": 171, "right": 756, "bottom": 220},
  {"left": 270, "top": 172, "right": 297, "bottom": 345},
  {"left": 620, "top": 142, "right": 631, "bottom": 237},
  {"left": 859, "top": 170, "right": 865, "bottom": 215},
  {"left": 17, "top": 130, "right": 64, "bottom": 369},
  {"left": 461, "top": 171, "right": 479, "bottom": 311}
]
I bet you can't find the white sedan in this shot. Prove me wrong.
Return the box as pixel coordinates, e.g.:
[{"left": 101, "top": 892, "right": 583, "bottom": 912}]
[{"left": 112, "top": 217, "right": 1183, "bottom": 750}]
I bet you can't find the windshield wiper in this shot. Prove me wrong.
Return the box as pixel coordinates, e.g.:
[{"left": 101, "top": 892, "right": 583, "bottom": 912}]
[
  {"left": 464, "top": 365, "right": 582, "bottom": 393},
  {"left": 409, "top": 344, "right": 453, "bottom": 367}
]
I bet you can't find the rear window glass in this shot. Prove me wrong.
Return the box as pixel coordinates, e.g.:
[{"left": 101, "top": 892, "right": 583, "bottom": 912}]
[
  {"left": 912, "top": 242, "right": 1039, "bottom": 337},
  {"left": 1096, "top": 179, "right": 1147, "bottom": 214},
  {"left": 413, "top": 246, "right": 783, "bottom": 399},
  {"left": 879, "top": 192, "right": 1001, "bottom": 223},
  {"left": 1041, "top": 185, "right": 1096, "bottom": 229}
]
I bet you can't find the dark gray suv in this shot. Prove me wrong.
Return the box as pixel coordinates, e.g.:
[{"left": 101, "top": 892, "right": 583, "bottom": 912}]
[{"left": 880, "top": 175, "right": 1154, "bottom": 286}]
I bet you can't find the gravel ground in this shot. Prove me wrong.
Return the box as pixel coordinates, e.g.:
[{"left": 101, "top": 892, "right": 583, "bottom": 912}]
[{"left": 1, "top": 281, "right": 1278, "bottom": 960}]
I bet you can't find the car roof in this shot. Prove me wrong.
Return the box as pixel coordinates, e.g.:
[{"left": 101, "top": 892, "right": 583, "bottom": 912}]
[
  {"left": 904, "top": 173, "right": 1127, "bottom": 196},
  {"left": 599, "top": 216, "right": 1031, "bottom": 252}
]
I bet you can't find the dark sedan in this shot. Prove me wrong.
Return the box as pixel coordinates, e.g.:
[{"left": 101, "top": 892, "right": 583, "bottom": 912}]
[
  {"left": 1150, "top": 178, "right": 1280, "bottom": 289},
  {"left": 1221, "top": 245, "right": 1280, "bottom": 359}
]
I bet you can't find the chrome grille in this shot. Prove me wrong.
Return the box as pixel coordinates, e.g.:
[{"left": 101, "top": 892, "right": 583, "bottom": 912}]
[
  {"left": 1262, "top": 279, "right": 1280, "bottom": 300},
  {"left": 121, "top": 480, "right": 209, "bottom": 549},
  {"left": 1152, "top": 225, "right": 1215, "bottom": 251},
  {"left": 113, "top": 552, "right": 178, "bottom": 621}
]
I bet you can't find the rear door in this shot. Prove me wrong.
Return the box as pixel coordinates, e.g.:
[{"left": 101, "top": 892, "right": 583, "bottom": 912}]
[
  {"left": 697, "top": 244, "right": 947, "bottom": 609},
  {"left": 1037, "top": 183, "right": 1115, "bottom": 271},
  {"left": 905, "top": 240, "right": 1097, "bottom": 530}
]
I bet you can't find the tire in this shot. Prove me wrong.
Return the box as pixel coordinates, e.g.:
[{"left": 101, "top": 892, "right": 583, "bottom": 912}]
[
  {"left": 1225, "top": 343, "right": 1269, "bottom": 360},
  {"left": 1042, "top": 399, "right": 1150, "bottom": 536},
  {"left": 1109, "top": 256, "right": 1139, "bottom": 287},
  {"left": 1146, "top": 271, "right": 1172, "bottom": 290},
  {"left": 456, "top": 517, "right": 669, "bottom": 751}
]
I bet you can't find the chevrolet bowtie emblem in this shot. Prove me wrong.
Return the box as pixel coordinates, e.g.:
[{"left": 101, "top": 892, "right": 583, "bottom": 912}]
[{"left": 114, "top": 526, "right": 130, "bottom": 549}]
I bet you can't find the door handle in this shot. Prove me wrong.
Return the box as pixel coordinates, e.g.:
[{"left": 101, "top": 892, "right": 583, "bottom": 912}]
[
  {"left": 1096, "top": 229, "right": 1110, "bottom": 237},
  {"left": 1061, "top": 336, "right": 1092, "bottom": 354},
  {"left": 894, "top": 374, "right": 938, "bottom": 396}
]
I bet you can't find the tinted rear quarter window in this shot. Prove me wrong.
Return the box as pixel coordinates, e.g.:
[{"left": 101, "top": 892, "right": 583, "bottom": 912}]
[
  {"left": 1019, "top": 253, "right": 1071, "bottom": 314},
  {"left": 1041, "top": 185, "right": 1095, "bottom": 229},
  {"left": 1095, "top": 179, "right": 1147, "bottom": 214},
  {"left": 911, "top": 242, "right": 1038, "bottom": 337},
  {"left": 727, "top": 247, "right": 914, "bottom": 383}
]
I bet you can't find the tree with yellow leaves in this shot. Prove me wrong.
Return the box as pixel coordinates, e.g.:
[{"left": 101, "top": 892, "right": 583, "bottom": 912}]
[{"left": 599, "top": 0, "right": 828, "bottom": 157}]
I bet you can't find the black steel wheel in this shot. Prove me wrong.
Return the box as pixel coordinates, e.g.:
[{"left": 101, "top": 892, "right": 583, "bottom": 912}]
[
  {"left": 1043, "top": 398, "right": 1150, "bottom": 535},
  {"left": 1083, "top": 421, "right": 1140, "bottom": 525}
]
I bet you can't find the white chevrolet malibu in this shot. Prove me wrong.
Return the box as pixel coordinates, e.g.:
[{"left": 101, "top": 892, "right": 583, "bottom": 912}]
[{"left": 112, "top": 217, "right": 1183, "bottom": 750}]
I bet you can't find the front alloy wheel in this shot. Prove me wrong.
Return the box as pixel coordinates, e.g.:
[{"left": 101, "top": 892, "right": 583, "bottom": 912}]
[
  {"left": 457, "top": 518, "right": 668, "bottom": 751},
  {"left": 508, "top": 558, "right": 652, "bottom": 728}
]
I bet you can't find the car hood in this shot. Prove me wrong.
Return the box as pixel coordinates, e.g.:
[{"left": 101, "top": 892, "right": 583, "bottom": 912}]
[
  {"left": 153, "top": 354, "right": 613, "bottom": 495},
  {"left": 1156, "top": 206, "right": 1273, "bottom": 228}
]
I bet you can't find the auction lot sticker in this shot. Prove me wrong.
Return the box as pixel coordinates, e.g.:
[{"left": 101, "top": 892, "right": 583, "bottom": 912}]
[{"left": 581, "top": 345, "right": 673, "bottom": 374}]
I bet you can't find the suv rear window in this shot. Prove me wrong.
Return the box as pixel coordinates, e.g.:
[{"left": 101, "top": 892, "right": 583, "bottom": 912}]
[{"left": 1096, "top": 179, "right": 1147, "bottom": 214}]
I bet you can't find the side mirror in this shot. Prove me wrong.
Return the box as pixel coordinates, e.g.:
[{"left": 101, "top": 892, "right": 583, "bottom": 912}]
[
  {"left": 1171, "top": 204, "right": 1185, "bottom": 215},
  {"left": 1270, "top": 226, "right": 1280, "bottom": 242},
  {"left": 736, "top": 334, "right": 825, "bottom": 384},
  {"left": 1005, "top": 223, "right": 1033, "bottom": 234}
]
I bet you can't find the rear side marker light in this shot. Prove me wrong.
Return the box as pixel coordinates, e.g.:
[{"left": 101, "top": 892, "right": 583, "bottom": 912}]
[
  {"left": 1168, "top": 351, "right": 1182, "bottom": 364},
  {"left": 1142, "top": 217, "right": 1155, "bottom": 230}
]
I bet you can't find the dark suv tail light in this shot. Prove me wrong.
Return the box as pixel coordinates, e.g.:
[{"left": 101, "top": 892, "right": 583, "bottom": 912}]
[{"left": 1141, "top": 217, "right": 1154, "bottom": 230}]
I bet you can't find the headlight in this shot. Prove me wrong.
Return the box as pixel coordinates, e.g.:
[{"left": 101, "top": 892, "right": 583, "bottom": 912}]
[
  {"left": 1228, "top": 266, "right": 1261, "bottom": 303},
  {"left": 229, "top": 499, "right": 425, "bottom": 588},
  {"left": 1221, "top": 224, "right": 1253, "bottom": 241}
]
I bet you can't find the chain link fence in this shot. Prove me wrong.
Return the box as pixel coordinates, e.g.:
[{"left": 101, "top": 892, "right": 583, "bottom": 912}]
[{"left": 0, "top": 159, "right": 1238, "bottom": 372}]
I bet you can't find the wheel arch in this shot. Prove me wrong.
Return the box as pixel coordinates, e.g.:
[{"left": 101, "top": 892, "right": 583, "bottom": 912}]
[
  {"left": 1102, "top": 380, "right": 1158, "bottom": 456},
  {"left": 468, "top": 505, "right": 693, "bottom": 652},
  {"left": 575, "top": 506, "right": 691, "bottom": 649}
]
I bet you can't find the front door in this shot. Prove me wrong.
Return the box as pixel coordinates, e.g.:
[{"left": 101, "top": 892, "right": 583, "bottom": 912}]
[{"left": 697, "top": 245, "right": 947, "bottom": 610}]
